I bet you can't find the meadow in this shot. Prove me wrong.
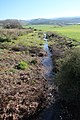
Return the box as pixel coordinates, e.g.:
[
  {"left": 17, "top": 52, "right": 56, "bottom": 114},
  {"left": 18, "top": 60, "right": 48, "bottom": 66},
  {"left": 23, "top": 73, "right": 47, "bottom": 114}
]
[{"left": 25, "top": 25, "right": 80, "bottom": 42}]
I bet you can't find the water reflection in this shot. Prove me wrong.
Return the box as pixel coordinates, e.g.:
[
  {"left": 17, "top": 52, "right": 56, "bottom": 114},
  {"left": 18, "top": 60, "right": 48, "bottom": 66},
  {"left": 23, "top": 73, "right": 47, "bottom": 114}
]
[{"left": 42, "top": 34, "right": 55, "bottom": 84}]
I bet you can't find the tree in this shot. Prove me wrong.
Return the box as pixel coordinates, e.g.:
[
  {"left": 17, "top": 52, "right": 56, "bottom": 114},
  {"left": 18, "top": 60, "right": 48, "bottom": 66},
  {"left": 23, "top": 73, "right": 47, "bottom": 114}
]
[{"left": 3, "top": 19, "right": 22, "bottom": 29}]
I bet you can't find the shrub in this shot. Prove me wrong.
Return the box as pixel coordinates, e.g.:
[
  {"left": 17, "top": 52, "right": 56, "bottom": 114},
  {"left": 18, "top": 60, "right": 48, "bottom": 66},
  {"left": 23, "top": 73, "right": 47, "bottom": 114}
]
[
  {"left": 17, "top": 61, "right": 28, "bottom": 70},
  {"left": 56, "top": 48, "right": 80, "bottom": 103},
  {"left": 0, "top": 36, "right": 11, "bottom": 42}
]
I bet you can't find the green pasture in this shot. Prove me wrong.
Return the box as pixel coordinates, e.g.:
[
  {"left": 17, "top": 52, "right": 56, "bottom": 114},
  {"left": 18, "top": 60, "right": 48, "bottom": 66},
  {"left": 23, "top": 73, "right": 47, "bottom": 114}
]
[{"left": 25, "top": 25, "right": 80, "bottom": 41}]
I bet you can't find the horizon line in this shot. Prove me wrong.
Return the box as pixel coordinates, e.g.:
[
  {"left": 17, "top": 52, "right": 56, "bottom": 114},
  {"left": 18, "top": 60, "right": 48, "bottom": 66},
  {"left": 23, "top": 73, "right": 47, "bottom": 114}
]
[{"left": 0, "top": 16, "right": 80, "bottom": 21}]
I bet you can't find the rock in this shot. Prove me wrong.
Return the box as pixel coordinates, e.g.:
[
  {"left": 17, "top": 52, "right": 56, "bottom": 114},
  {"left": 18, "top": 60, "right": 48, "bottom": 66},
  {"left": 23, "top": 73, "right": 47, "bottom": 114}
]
[
  {"left": 29, "top": 102, "right": 39, "bottom": 109},
  {"left": 38, "top": 51, "right": 47, "bottom": 57}
]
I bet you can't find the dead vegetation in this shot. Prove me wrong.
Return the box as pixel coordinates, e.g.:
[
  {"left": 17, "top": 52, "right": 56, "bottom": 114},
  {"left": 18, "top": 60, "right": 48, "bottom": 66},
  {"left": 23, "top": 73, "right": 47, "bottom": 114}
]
[{"left": 0, "top": 47, "right": 50, "bottom": 120}]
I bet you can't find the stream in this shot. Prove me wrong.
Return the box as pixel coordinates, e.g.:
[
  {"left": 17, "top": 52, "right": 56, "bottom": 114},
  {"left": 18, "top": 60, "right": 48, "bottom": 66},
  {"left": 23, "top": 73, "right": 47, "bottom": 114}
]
[
  {"left": 36, "top": 34, "right": 61, "bottom": 120},
  {"left": 42, "top": 33, "right": 55, "bottom": 84}
]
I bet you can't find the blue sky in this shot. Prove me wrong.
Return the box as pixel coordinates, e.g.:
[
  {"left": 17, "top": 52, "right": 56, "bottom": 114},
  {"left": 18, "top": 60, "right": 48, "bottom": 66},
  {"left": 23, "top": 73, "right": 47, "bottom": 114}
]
[{"left": 0, "top": 0, "right": 80, "bottom": 20}]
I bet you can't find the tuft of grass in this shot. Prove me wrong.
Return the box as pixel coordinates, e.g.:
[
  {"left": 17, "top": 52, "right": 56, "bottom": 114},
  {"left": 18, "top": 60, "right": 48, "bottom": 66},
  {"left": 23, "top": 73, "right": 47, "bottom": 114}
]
[{"left": 17, "top": 61, "right": 29, "bottom": 70}]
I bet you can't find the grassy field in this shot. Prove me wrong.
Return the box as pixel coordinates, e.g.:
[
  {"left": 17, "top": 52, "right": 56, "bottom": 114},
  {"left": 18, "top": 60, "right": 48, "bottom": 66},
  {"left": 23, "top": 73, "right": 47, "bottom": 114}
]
[
  {"left": 0, "top": 28, "right": 45, "bottom": 50},
  {"left": 25, "top": 25, "right": 80, "bottom": 42},
  {"left": 15, "top": 32, "right": 45, "bottom": 47}
]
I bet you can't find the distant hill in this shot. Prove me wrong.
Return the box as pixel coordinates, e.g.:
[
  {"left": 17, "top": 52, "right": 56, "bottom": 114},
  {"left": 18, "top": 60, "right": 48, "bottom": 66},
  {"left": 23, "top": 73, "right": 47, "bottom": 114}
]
[
  {"left": 26, "top": 18, "right": 51, "bottom": 25},
  {"left": 0, "top": 17, "right": 80, "bottom": 27},
  {"left": 25, "top": 17, "right": 80, "bottom": 25},
  {"left": 19, "top": 20, "right": 28, "bottom": 26}
]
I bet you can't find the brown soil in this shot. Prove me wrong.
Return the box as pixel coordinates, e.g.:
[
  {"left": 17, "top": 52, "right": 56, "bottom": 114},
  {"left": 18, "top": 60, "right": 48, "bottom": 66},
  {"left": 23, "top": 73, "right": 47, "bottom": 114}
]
[{"left": 0, "top": 48, "right": 49, "bottom": 120}]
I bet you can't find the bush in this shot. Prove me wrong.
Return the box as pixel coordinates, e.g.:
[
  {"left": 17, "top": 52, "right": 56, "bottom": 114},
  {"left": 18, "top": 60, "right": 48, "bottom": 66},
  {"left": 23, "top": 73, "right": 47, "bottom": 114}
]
[
  {"left": 17, "top": 61, "right": 28, "bottom": 70},
  {"left": 56, "top": 48, "right": 80, "bottom": 103},
  {"left": 3, "top": 19, "right": 22, "bottom": 29},
  {"left": 0, "top": 36, "right": 11, "bottom": 42}
]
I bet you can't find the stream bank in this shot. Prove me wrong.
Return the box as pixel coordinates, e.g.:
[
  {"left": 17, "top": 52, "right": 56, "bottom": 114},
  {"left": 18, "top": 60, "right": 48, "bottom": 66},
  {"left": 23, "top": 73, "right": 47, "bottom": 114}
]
[
  {"left": 0, "top": 31, "right": 51, "bottom": 120},
  {"left": 44, "top": 32, "right": 80, "bottom": 120},
  {"left": 35, "top": 32, "right": 80, "bottom": 120}
]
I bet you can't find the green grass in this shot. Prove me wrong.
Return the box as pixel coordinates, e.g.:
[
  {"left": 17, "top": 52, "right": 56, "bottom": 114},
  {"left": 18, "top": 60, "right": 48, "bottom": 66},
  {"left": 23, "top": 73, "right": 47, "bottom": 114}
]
[
  {"left": 24, "top": 25, "right": 56, "bottom": 31},
  {"left": 0, "top": 28, "right": 45, "bottom": 50},
  {"left": 25, "top": 25, "right": 80, "bottom": 42},
  {"left": 14, "top": 32, "right": 45, "bottom": 48},
  {"left": 53, "top": 25, "right": 80, "bottom": 42},
  {"left": 17, "top": 61, "right": 29, "bottom": 70}
]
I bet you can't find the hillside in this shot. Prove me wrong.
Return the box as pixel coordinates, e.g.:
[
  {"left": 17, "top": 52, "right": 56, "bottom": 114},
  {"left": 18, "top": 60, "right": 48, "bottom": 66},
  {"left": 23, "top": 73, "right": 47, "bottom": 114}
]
[
  {"left": 26, "top": 17, "right": 80, "bottom": 25},
  {"left": 0, "top": 17, "right": 80, "bottom": 27}
]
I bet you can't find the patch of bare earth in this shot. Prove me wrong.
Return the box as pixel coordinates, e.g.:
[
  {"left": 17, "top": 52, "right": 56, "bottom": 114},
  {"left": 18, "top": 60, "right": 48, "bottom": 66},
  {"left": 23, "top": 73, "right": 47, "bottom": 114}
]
[{"left": 0, "top": 49, "right": 49, "bottom": 120}]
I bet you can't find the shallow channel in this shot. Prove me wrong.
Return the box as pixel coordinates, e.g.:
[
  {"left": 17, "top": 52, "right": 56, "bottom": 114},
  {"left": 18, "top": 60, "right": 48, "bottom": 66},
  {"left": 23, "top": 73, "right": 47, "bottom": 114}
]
[
  {"left": 42, "top": 33, "right": 55, "bottom": 84},
  {"left": 35, "top": 34, "right": 61, "bottom": 120}
]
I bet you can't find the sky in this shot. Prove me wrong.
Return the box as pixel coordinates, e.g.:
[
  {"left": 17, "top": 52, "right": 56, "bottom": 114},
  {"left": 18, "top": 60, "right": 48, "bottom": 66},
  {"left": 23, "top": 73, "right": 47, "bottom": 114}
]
[{"left": 0, "top": 0, "right": 80, "bottom": 20}]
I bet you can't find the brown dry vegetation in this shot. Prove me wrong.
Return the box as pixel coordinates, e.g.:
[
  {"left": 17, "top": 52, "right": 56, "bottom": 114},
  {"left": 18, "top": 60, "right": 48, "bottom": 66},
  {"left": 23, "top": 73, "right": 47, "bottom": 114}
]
[
  {"left": 0, "top": 48, "right": 50, "bottom": 120},
  {"left": 0, "top": 28, "right": 51, "bottom": 120}
]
